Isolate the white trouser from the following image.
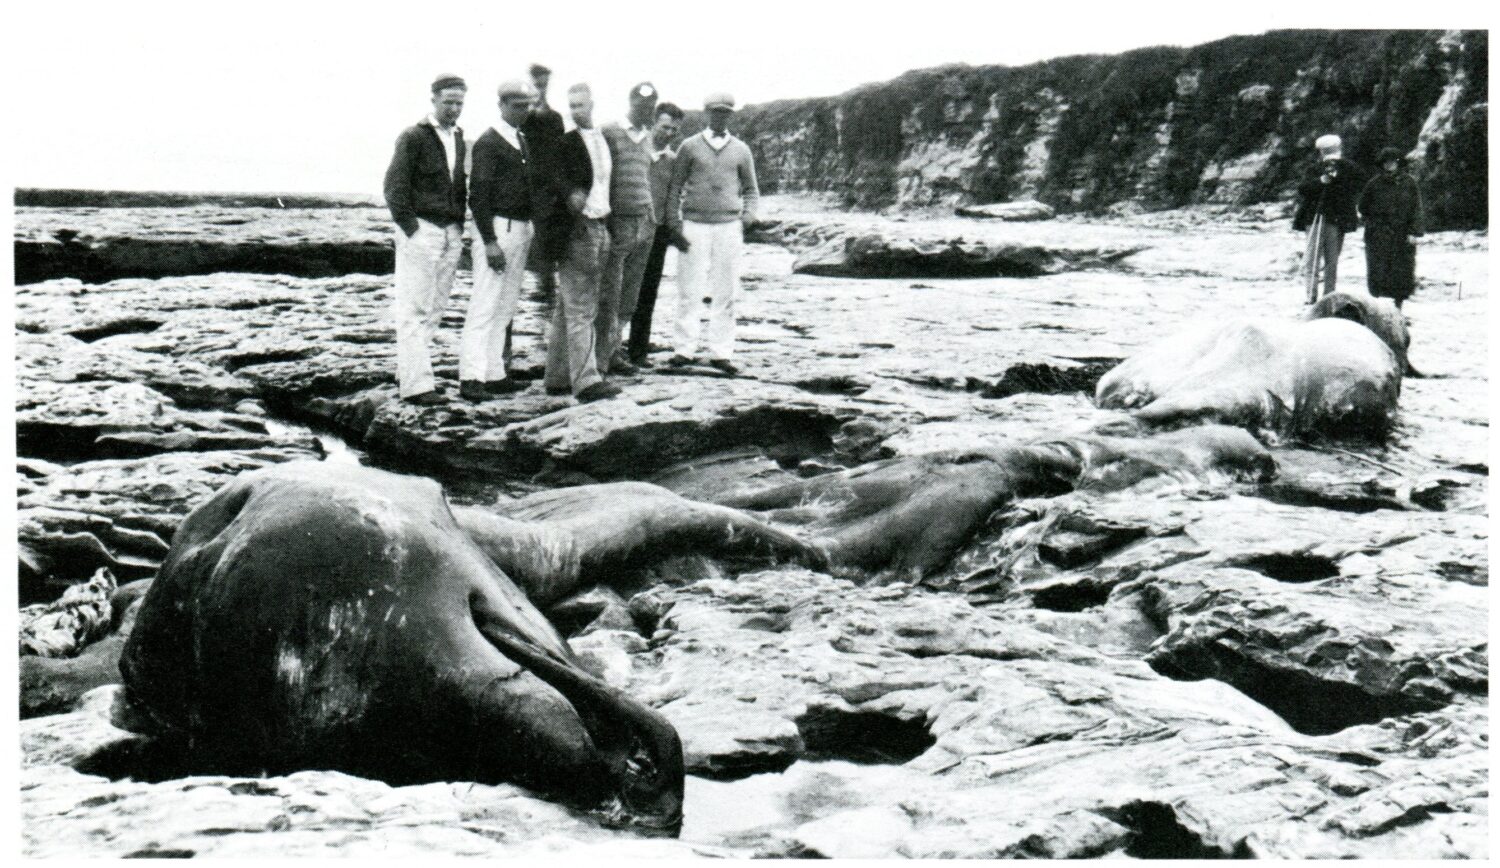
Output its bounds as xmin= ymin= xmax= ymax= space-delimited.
xmin=393 ymin=218 xmax=462 ymax=397
xmin=673 ymin=220 xmax=742 ymax=360
xmin=461 ymin=216 xmax=534 ymax=383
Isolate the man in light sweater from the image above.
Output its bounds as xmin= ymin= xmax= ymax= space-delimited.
xmin=664 ymin=92 xmax=759 ymax=375
xmin=596 ymin=82 xmax=661 ymax=376
xmin=459 ymin=80 xmax=538 ymax=401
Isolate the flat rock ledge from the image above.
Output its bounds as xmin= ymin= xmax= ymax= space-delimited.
xmin=14 ymin=205 xmax=397 ymax=283
xmin=746 ymin=213 xmax=1146 ymax=278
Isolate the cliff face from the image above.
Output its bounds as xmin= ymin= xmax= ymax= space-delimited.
xmin=737 ymin=30 xmax=1487 ymax=229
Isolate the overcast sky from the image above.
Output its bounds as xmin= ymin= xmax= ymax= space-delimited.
xmin=5 ymin=1 xmax=1487 ymax=194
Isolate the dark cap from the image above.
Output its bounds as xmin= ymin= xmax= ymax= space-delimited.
xmin=1377 ymin=146 xmax=1406 ymax=165
xmin=630 ymin=82 xmax=658 ymax=102
xmin=529 ymin=63 xmax=551 ymax=78
xmin=431 ymin=74 xmax=467 ymax=93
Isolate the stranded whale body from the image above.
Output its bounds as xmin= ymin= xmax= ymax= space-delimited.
xmin=108 ymin=427 xmax=1270 ymax=822
xmin=117 ymin=462 xmax=684 ymax=832
xmin=1095 ymin=300 xmax=1403 ymax=439
xmin=712 ymin=425 xmax=1275 ymax=579
xmin=454 ymin=482 xmax=829 ymax=607
xmin=1307 ymin=290 xmax=1412 ymax=374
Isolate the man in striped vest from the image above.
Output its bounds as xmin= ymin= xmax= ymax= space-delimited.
xmin=596 ymin=82 xmax=662 ymax=375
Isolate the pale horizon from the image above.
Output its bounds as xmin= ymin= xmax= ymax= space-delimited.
xmin=6 ymin=1 xmax=1487 ymax=196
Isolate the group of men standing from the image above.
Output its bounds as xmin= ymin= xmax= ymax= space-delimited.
xmin=383 ymin=66 xmax=760 ymax=405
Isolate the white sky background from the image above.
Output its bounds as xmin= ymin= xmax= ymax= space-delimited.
xmin=6 ymin=0 xmax=1488 ymax=195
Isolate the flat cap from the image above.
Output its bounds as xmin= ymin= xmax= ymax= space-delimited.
xmin=1314 ymin=133 xmax=1342 ymax=156
xmin=431 ymin=74 xmax=467 ymax=93
xmin=497 ymin=79 xmax=534 ymax=101
xmin=630 ymin=82 xmax=658 ymax=101
xmin=704 ymin=91 xmax=735 ymax=111
xmin=528 ymin=63 xmax=551 ymax=77
xmin=1376 ymin=146 xmax=1406 ymax=165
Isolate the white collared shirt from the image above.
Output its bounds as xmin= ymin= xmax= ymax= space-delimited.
xmin=625 ymin=121 xmax=651 ymax=145
xmin=703 ymin=128 xmax=732 ymax=152
xmin=493 ymin=118 xmax=523 ymax=152
xmin=427 ymin=115 xmax=460 ymax=176
xmin=651 ymin=144 xmax=676 ymax=162
xmin=578 ymin=125 xmax=612 ymax=219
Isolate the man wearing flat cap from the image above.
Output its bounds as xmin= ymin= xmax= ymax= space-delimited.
xmin=663 ymin=91 xmax=759 ymax=374
xmin=596 ymin=82 xmax=663 ymax=375
xmin=1292 ymin=133 xmax=1365 ymax=303
xmin=382 ymin=74 xmax=469 ymax=404
xmin=1358 ymin=146 xmax=1425 ymax=308
xmin=460 ymin=80 xmax=538 ymax=401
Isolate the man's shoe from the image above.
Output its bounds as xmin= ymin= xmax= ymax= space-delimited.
xmin=610 ymin=360 xmax=640 ymax=376
xmin=402 ymin=390 xmax=445 ymax=406
xmin=459 ymin=380 xmax=491 ymax=401
xmin=666 ymin=354 xmax=695 ymax=368
xmin=485 ymin=378 xmax=528 ymax=395
xmin=707 ymin=358 xmax=739 ymax=376
xmin=544 ymin=385 xmax=571 ymax=396
xmin=630 ymin=354 xmax=655 ymax=369
xmin=576 ymin=382 xmax=622 ymax=403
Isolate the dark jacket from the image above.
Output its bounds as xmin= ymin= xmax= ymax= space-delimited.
xmin=520 ymin=106 xmax=565 ymax=149
xmin=383 ymin=118 xmax=467 ymax=235
xmin=532 ymin=129 xmax=595 ymax=262
xmin=1291 ymin=158 xmax=1365 ymax=234
xmin=468 ymin=127 xmax=535 ymax=242
xmin=1359 ymin=170 xmax=1426 ymax=301
xmin=1358 ymin=171 xmax=1425 ymax=238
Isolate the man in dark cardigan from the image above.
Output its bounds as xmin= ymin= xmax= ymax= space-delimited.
xmin=1292 ymin=133 xmax=1366 ymax=303
xmin=1359 ymin=147 xmax=1426 ymax=309
xmin=383 ymin=74 xmax=469 ymax=405
xmin=460 ymin=80 xmax=539 ymax=401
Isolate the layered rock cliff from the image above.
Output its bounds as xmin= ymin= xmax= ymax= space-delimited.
xmin=736 ymin=29 xmax=1487 ymax=229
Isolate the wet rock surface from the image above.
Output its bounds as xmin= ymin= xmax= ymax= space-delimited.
xmin=15 ymin=194 xmax=1488 ymax=857
xmin=14 ymin=205 xmax=395 ymax=283
xmin=750 ymin=206 xmax=1149 ymax=277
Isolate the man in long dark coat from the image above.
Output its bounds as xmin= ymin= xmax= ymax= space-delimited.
xmin=1358 ymin=147 xmax=1426 ymax=308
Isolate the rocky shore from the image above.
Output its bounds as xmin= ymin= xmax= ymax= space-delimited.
xmin=15 ymin=194 xmax=1488 ymax=857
